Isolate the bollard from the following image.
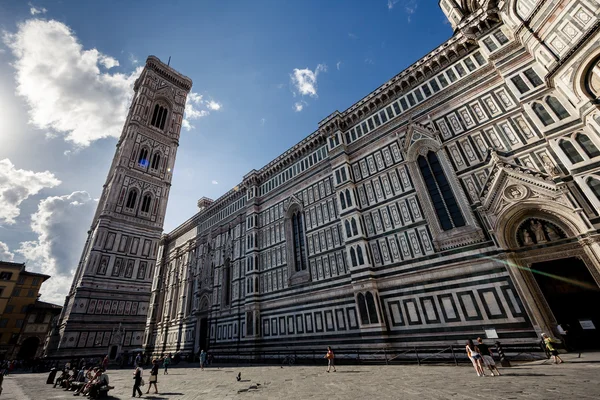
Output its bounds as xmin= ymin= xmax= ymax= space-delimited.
xmin=495 ymin=341 xmax=511 ymax=367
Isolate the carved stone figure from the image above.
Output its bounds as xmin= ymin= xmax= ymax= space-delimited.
xmin=546 ymin=225 xmax=561 ymax=241
xmin=522 ymin=230 xmax=534 ymax=245
xmin=531 ymin=220 xmax=547 ymax=243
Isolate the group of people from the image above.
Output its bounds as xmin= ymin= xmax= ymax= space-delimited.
xmin=465 ymin=338 xmax=502 ymax=377
xmin=52 ymin=364 xmax=110 ymax=397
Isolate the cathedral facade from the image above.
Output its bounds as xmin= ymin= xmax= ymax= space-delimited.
xmin=144 ymin=0 xmax=600 ymax=358
xmin=48 ymin=56 xmax=192 ymax=358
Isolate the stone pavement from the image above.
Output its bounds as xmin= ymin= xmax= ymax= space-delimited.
xmin=2 ymin=352 xmax=599 ymax=400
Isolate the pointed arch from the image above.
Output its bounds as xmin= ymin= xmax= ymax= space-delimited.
xmin=344 ymin=220 xmax=352 ymax=237
xmin=339 ymin=192 xmax=346 ymax=209
xmin=532 ymin=102 xmax=555 ymax=126
xmin=125 ymin=189 xmax=138 ymax=209
xmin=545 ymin=96 xmax=569 ymax=120
xmin=559 ymin=140 xmax=584 ymax=164
xmin=365 ymin=292 xmax=379 ymax=324
xmin=138 ymin=147 xmax=150 ymax=168
xmin=351 ymin=218 xmax=359 ymax=236
xmin=140 ymin=193 xmax=152 ymax=213
xmin=350 ymin=247 xmax=357 ymax=267
xmin=576 ymin=134 xmax=600 ymax=158
xmin=357 ymin=245 xmax=365 ymax=265
xmin=345 ymin=189 xmax=353 ymax=207
xmin=357 ymin=293 xmax=369 ymax=325
xmin=151 ymin=152 xmax=161 ymax=170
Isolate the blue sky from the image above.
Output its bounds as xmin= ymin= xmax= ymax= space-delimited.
xmin=0 ymin=0 xmax=452 ymax=302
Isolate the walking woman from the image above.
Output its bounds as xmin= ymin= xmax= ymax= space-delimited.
xmin=199 ymin=350 xmax=207 ymax=370
xmin=465 ymin=339 xmax=486 ymax=377
xmin=542 ymin=333 xmax=564 ymax=364
xmin=132 ymin=364 xmax=143 ymax=398
xmin=146 ymin=359 xmax=159 ymax=394
xmin=163 ymin=354 xmax=171 ymax=375
xmin=325 ymin=346 xmax=336 ymax=372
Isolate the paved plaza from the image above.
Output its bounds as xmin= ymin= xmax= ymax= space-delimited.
xmin=2 ymin=353 xmax=599 ymax=400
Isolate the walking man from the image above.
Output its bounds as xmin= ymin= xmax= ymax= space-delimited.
xmin=199 ymin=350 xmax=207 ymax=370
xmin=163 ymin=353 xmax=171 ymax=375
xmin=476 ymin=338 xmax=501 ymax=376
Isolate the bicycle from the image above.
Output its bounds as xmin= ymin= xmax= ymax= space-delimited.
xmin=281 ymin=355 xmax=296 ymax=366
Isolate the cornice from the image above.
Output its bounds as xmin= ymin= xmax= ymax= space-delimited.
xmin=145 ymin=55 xmax=193 ymax=91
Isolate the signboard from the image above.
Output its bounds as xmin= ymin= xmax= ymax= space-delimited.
xmin=579 ymin=320 xmax=596 ymax=330
xmin=485 ymin=328 xmax=499 ymax=339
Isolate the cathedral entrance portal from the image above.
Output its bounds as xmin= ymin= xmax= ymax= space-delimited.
xmin=199 ymin=318 xmax=209 ymax=352
xmin=531 ymin=257 xmax=600 ymax=348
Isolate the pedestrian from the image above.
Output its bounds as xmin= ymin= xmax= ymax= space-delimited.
xmin=465 ymin=339 xmax=486 ymax=377
xmin=476 ymin=338 xmax=501 ymax=376
xmin=163 ymin=353 xmax=171 ymax=375
xmin=325 ymin=346 xmax=336 ymax=372
xmin=146 ymin=359 xmax=159 ymax=394
xmin=102 ymin=355 xmax=109 ymax=371
xmin=134 ymin=353 xmax=142 ymax=368
xmin=542 ymin=333 xmax=564 ymax=364
xmin=132 ymin=364 xmax=143 ymax=398
xmin=199 ymin=350 xmax=207 ymax=370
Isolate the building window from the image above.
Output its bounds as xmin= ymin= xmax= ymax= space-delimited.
xmin=0 ymin=272 xmax=13 ymax=280
xmin=291 ymin=211 xmax=308 ymax=272
xmin=418 ymin=151 xmax=465 ymax=231
xmin=483 ymin=37 xmax=498 ymax=52
xmin=5 ymin=305 xmax=14 ymax=313
xmin=357 ymin=246 xmax=365 ymax=265
xmin=523 ymin=68 xmax=543 ymax=87
xmin=576 ymin=134 xmax=600 ymax=158
xmin=357 ymin=291 xmax=379 ymax=325
xmin=339 ymin=192 xmax=346 ymax=209
xmin=140 ymin=194 xmax=152 ymax=213
xmin=351 ymin=218 xmax=359 ymax=236
xmin=12 ymin=288 xmax=20 ymax=296
xmin=587 ymin=177 xmax=600 ymax=201
xmin=345 ymin=189 xmax=353 ymax=207
xmin=345 ymin=220 xmax=352 ymax=237
xmin=138 ymin=148 xmax=149 ymax=168
xmin=151 ymin=153 xmax=161 ymax=170
xmin=511 ymin=75 xmax=530 ymax=94
xmin=32 ymin=277 xmax=40 ymax=286
xmin=150 ymin=104 xmax=168 ymax=130
xmin=357 ymin=293 xmax=369 ymax=325
xmin=27 ymin=289 xmax=35 ymax=297
xmin=222 ymin=260 xmax=231 ymax=307
xmin=546 ymin=96 xmax=570 ymax=120
xmin=493 ymin=30 xmax=509 ymax=45
xmin=125 ymin=190 xmax=138 ymax=209
xmin=532 ymin=103 xmax=555 ymax=126
xmin=0 ymin=319 xmax=8 ymax=328
xmin=16 ymin=319 xmax=24 ymax=328
xmin=559 ymin=140 xmax=584 ymax=164
xmin=350 ymin=247 xmax=357 ymax=267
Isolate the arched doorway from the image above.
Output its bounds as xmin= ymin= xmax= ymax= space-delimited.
xmin=17 ymin=337 xmax=40 ymax=360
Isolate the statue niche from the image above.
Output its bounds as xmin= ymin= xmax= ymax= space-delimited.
xmin=516 ymin=218 xmax=566 ymax=247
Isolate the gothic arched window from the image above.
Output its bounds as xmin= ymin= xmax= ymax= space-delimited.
xmin=223 ymin=260 xmax=231 ymax=307
xmin=345 ymin=189 xmax=353 ymax=207
xmin=138 ymin=148 xmax=149 ymax=168
xmin=357 ymin=246 xmax=365 ymax=265
xmin=576 ymin=134 xmax=600 ymax=158
xmin=587 ymin=177 xmax=600 ymax=201
xmin=351 ymin=218 xmax=358 ymax=236
xmin=546 ymin=96 xmax=570 ymax=120
xmin=365 ymin=292 xmax=379 ymax=324
xmin=291 ymin=211 xmax=307 ymax=272
xmin=357 ymin=293 xmax=369 ymax=325
xmin=339 ymin=192 xmax=346 ymax=209
xmin=532 ymin=103 xmax=555 ymax=126
xmin=140 ymin=194 xmax=152 ymax=213
xmin=125 ymin=190 xmax=138 ymax=209
xmin=151 ymin=153 xmax=161 ymax=170
xmin=559 ymin=140 xmax=584 ymax=164
xmin=350 ymin=247 xmax=357 ymax=267
xmin=345 ymin=220 xmax=352 ymax=237
xmin=150 ymin=103 xmax=168 ymax=130
xmin=418 ymin=151 xmax=465 ymax=231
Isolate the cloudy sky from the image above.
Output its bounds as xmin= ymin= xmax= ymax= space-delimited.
xmin=0 ymin=0 xmax=451 ymax=304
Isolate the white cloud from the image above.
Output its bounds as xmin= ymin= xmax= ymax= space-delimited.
xmin=260 ymin=118 xmax=266 ymax=126
xmin=293 ymin=101 xmax=306 ymax=112
xmin=387 ymin=0 xmax=399 ymax=9
xmin=17 ymin=191 xmax=97 ymax=304
xmin=365 ymin=58 xmax=375 ymax=65
xmin=336 ymin=61 xmax=342 ymax=70
xmin=182 ymin=92 xmax=219 ymax=130
xmin=348 ymin=33 xmax=358 ymax=39
xmin=3 ymin=19 xmax=143 ymax=147
xmin=0 ymin=241 xmax=14 ymax=261
xmin=29 ymin=3 xmax=47 ymax=15
xmin=129 ymin=53 xmax=139 ymax=65
xmin=211 ymin=180 xmax=219 ymax=185
xmin=290 ymin=64 xmax=327 ymax=98
xmin=0 ymin=158 xmax=61 ymax=225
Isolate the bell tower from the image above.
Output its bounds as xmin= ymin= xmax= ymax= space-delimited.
xmin=48 ymin=56 xmax=192 ymax=358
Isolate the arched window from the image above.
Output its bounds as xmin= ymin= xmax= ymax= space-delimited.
xmin=350 ymin=247 xmax=357 ymax=267
xmin=140 ymin=194 xmax=152 ymax=213
xmin=546 ymin=96 xmax=570 ymax=120
xmin=365 ymin=292 xmax=379 ymax=324
xmin=588 ymin=177 xmax=600 ymax=201
xmin=351 ymin=218 xmax=358 ymax=236
xmin=357 ymin=293 xmax=369 ymax=325
xmin=151 ymin=153 xmax=161 ymax=170
xmin=345 ymin=189 xmax=353 ymax=207
xmin=150 ymin=103 xmax=168 ymax=130
xmin=345 ymin=220 xmax=352 ymax=237
xmin=339 ymin=192 xmax=346 ymax=209
xmin=576 ymin=134 xmax=600 ymax=158
xmin=291 ymin=211 xmax=307 ymax=272
xmin=357 ymin=246 xmax=365 ymax=265
xmin=223 ymin=261 xmax=231 ymax=307
xmin=254 ymin=277 xmax=259 ymax=294
xmin=585 ymin=60 xmax=600 ymax=98
xmin=532 ymin=103 xmax=555 ymax=126
xmin=418 ymin=151 xmax=465 ymax=231
xmin=559 ymin=140 xmax=584 ymax=164
xmin=138 ymin=148 xmax=149 ymax=168
xmin=125 ymin=190 xmax=138 ymax=209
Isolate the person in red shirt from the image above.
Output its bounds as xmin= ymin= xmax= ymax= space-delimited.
xmin=325 ymin=346 xmax=336 ymax=373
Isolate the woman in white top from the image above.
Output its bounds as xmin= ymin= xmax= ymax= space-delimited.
xmin=465 ymin=339 xmax=486 ymax=377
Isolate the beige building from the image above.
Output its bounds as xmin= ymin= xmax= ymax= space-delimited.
xmin=142 ymin=0 xmax=600 ymax=358
xmin=0 ymin=262 xmax=56 ymax=360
